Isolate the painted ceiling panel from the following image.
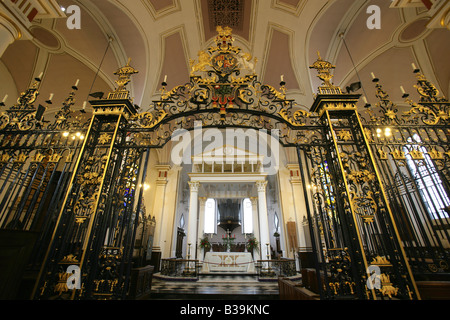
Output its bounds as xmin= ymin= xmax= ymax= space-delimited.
xmin=38 ymin=53 xmax=113 ymax=116
xmin=400 ymin=18 xmax=431 ymax=42
xmin=278 ymin=0 xmax=302 ymax=9
xmin=158 ymin=31 xmax=190 ymax=93
xmin=93 ymin=0 xmax=148 ymax=105
xmin=148 ymin=0 xmax=175 ymax=12
xmin=425 ymin=28 xmax=450 ymax=98
xmin=264 ymin=28 xmax=299 ymax=91
xmin=333 ymin=0 xmax=403 ymax=86
xmin=55 ymin=0 xmax=118 ymax=83
xmin=350 ymin=46 xmax=420 ymax=105
xmin=308 ymin=0 xmax=353 ymax=70
xmin=31 ymin=26 xmax=60 ymax=48
xmin=1 ymin=40 xmax=38 ymax=93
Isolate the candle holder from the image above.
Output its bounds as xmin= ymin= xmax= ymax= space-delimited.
xmin=265 ymin=243 xmax=271 ymax=271
xmin=183 ymin=243 xmax=194 ymax=276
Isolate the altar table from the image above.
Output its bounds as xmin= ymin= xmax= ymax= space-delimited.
xmin=202 ymin=252 xmax=255 ymax=273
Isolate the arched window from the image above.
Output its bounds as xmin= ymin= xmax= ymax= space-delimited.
xmin=243 ymin=198 xmax=253 ymax=234
xmin=204 ymin=198 xmax=216 ymax=234
xmin=405 ymin=134 xmax=450 ymax=219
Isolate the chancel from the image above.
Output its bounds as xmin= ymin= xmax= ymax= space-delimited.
xmin=0 ymin=0 xmax=449 ymax=302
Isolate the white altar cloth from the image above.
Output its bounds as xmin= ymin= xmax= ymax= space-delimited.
xmin=202 ymin=252 xmax=255 ymax=273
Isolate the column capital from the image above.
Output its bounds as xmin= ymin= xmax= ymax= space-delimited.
xmin=199 ymin=197 xmax=207 ymax=205
xmin=286 ymin=164 xmax=299 ymax=170
xmin=156 ymin=165 xmax=171 ymax=184
xmin=188 ymin=181 xmax=200 ymax=192
xmin=155 ymin=164 xmax=171 ymax=171
xmin=287 ymin=164 xmax=302 ymax=185
xmin=255 ymin=180 xmax=267 ymax=192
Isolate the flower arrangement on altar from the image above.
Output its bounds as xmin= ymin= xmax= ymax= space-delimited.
xmin=246 ymin=234 xmax=259 ymax=252
xmin=199 ymin=234 xmax=211 ymax=249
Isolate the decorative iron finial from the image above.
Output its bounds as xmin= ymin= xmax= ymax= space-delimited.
xmin=414 ymin=72 xmax=446 ymax=103
xmin=15 ymin=78 xmax=42 ymax=110
xmin=0 ymin=76 xmax=44 ymax=130
xmin=309 ymin=52 xmax=342 ymax=95
xmin=108 ymin=58 xmax=139 ymax=100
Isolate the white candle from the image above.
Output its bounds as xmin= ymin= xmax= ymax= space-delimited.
xmin=371 ymin=72 xmax=376 ymax=79
xmin=2 ymin=94 xmax=7 ymax=103
xmin=363 ymin=96 xmax=368 ymax=104
xmin=49 ymin=93 xmax=54 ymax=101
xmin=281 ymin=75 xmax=284 ymax=82
xmin=400 ymin=86 xmax=406 ymax=94
xmin=412 ymin=63 xmax=417 ymax=70
xmin=164 ymin=75 xmax=167 ymax=83
xmin=83 ymin=101 xmax=87 ymax=109
xmin=38 ymin=72 xmax=43 ymax=79
xmin=75 ymin=79 xmax=79 ymax=87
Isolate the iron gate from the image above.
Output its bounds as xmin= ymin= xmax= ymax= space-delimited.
xmin=0 ymin=27 xmax=448 ymax=300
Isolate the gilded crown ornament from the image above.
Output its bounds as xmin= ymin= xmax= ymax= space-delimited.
xmin=108 ymin=58 xmax=139 ymax=100
xmin=215 ymin=26 xmax=234 ymax=47
xmin=309 ymin=51 xmax=342 ymax=94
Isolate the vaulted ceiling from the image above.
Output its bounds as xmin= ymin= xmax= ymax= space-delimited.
xmin=1 ymin=0 xmax=449 ymax=119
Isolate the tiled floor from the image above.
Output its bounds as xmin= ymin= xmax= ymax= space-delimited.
xmin=149 ymin=273 xmax=283 ymax=300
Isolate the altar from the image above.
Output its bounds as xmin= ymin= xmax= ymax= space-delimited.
xmin=201 ymin=252 xmax=255 ymax=273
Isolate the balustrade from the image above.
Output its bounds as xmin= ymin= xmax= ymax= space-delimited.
xmin=160 ymin=258 xmax=200 ymax=279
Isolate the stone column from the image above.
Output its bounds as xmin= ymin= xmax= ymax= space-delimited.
xmin=250 ymin=197 xmax=260 ymax=261
xmin=197 ymin=197 xmax=207 ymax=260
xmin=151 ymin=165 xmax=170 ymax=256
xmin=287 ymin=164 xmax=307 ymax=250
xmin=256 ymin=180 xmax=271 ymax=260
xmin=186 ymin=181 xmax=200 ymax=259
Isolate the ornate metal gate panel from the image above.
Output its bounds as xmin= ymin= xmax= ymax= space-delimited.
xmin=0 ymin=80 xmax=88 ymax=274
xmin=302 ymin=100 xmax=419 ymax=299
xmin=362 ymin=74 xmax=450 ymax=277
xmin=32 ymin=63 xmax=153 ymax=299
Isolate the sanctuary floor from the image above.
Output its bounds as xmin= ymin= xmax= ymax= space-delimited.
xmin=149 ymin=273 xmax=282 ymax=300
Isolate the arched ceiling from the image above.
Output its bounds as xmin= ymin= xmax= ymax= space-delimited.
xmin=1 ymin=0 xmax=449 ymax=117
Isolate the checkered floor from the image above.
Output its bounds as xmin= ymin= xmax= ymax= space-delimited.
xmin=149 ymin=273 xmax=282 ymax=300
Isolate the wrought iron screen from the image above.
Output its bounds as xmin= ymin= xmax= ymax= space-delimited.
xmin=0 ymin=27 xmax=448 ymax=300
